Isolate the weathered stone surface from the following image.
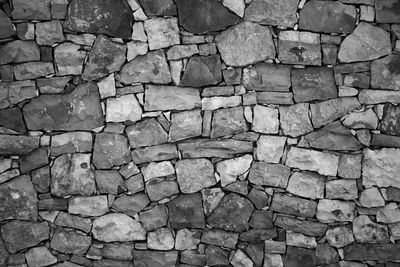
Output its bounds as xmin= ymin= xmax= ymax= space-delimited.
xmin=175 ymin=0 xmax=240 ymax=34
xmin=371 ymin=54 xmax=400 ymax=90
xmin=287 ymin=231 xmax=317 ymax=249
xmin=180 ymin=55 xmax=222 ymax=87
xmin=55 ymin=212 xmax=92 ymax=233
xmin=168 ymin=193 xmax=205 ymax=229
xmin=112 ymin=194 xmax=149 ymax=217
xmin=82 ymin=35 xmax=126 ymax=80
xmin=271 ymin=194 xmax=317 ymax=218
xmin=299 ymin=0 xmax=356 ymax=33
xmin=243 ymin=63 xmax=291 ymax=92
xmin=0 ymin=80 xmax=37 ymax=110
xmin=0 ymin=134 xmax=40 ymax=156
xmin=23 ymin=82 xmax=103 ymax=131
xmin=359 ymin=187 xmax=385 ymax=208
xmin=215 ymin=22 xmax=275 ymax=67
xmin=138 ymin=0 xmax=177 ymax=16
xmin=0 ymin=107 xmax=26 ymax=133
xmin=92 ymin=213 xmax=146 ymax=242
xmin=106 ymin=94 xmax=142 ymax=123
xmin=68 ymin=196 xmax=109 ymax=217
xmin=377 ymin=203 xmax=400 ymax=223
xmin=51 ymin=132 xmax=92 ymax=156
xmin=132 ymin=250 xmax=178 ymax=267
xmin=175 ymin=228 xmax=201 ymax=250
xmin=93 ymin=133 xmax=131 ymax=169
xmin=202 ymin=188 xmax=225 ymax=216
xmin=0 ymin=175 xmax=37 ymax=221
xmin=278 ymin=31 xmax=322 ymax=66
xmin=146 ymin=179 xmax=179 ymax=201
xmin=353 ymin=215 xmax=389 ymax=243
xmin=169 ymin=110 xmax=202 ymax=142
xmin=119 ymin=50 xmax=171 ymax=85
xmin=248 ymin=162 xmax=290 ymax=188
xmin=176 ymin=158 xmax=216 ymax=193
xmin=344 ymin=244 xmax=400 ymax=261
xmin=380 ymin=104 xmax=400 ymax=135
xmin=19 ymin=147 xmax=48 ymax=174
xmin=201 ymin=228 xmax=238 ymax=249
xmin=131 ymin=144 xmax=179 ymax=164
xmin=326 ymin=179 xmax=358 ymax=200
xmin=358 ymin=89 xmax=400 ymax=104
xmin=141 ymin=161 xmax=174 ymax=182
xmin=64 ymin=0 xmax=133 ymax=38
xmin=257 ymin=92 xmax=294 ymax=105
xmin=127 ymin=41 xmax=148 ymax=61
xmin=202 ymin=96 xmax=241 ymax=110
xmin=287 ymin=171 xmax=325 ymax=199
xmin=144 ymin=18 xmax=179 ymax=50
xmin=54 ymin=43 xmax=87 ymax=76
xmin=139 ymin=205 xmax=168 ymax=231
xmin=342 ymin=108 xmax=378 ymax=129
xmin=310 ymin=97 xmax=360 ymax=128
xmin=274 ymin=215 xmax=327 ymax=236
xmin=144 ymin=85 xmax=201 ymax=111
xmin=14 ymin=62 xmax=54 ymax=80
xmin=37 ymin=76 xmax=72 ymax=94
xmin=51 ymin=153 xmax=95 ymax=197
xmin=147 ymin=228 xmax=174 ymax=250
xmin=252 ymin=105 xmax=279 ymax=134
xmin=0 ymin=9 xmax=15 ymax=39
xmin=36 ymin=20 xmax=65 ymax=45
xmin=338 ymin=22 xmax=391 ymax=63
xmin=211 ymin=107 xmax=248 ymax=138
xmin=363 ymin=148 xmax=400 ymax=188
xmin=245 ymin=0 xmax=299 ymax=27
xmin=316 ymin=243 xmax=339 ymax=265
xmin=376 ymin=0 xmax=400 ymax=23
xmin=1 ymin=221 xmax=48 ymax=253
xmin=0 ymin=40 xmax=40 ymax=65
xmin=51 ymin=228 xmax=91 ymax=254
xmin=285 ymin=246 xmax=316 ymax=267
xmin=25 ymin=246 xmax=57 ymax=267
xmin=216 ymin=154 xmax=252 ymax=187
xmin=208 ymin=193 xmax=254 ymax=232
xmin=279 ymin=103 xmax=313 ymax=137
xmin=326 ymin=225 xmax=354 ymax=248
xmin=317 ymin=199 xmax=355 ymax=223
xmin=292 ymin=67 xmax=337 ymax=102
xmin=12 ymin=0 xmax=51 ymax=20
xmin=126 ymin=118 xmax=168 ymax=148
xmin=255 ymin=135 xmax=286 ymax=163
xmin=265 ymin=253 xmax=284 ymax=267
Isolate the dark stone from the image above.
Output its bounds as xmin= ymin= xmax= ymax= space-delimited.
xmin=0 ymin=238 xmax=8 ymax=267
xmin=54 ymin=212 xmax=92 ymax=233
xmin=386 ymin=187 xmax=400 ymax=202
xmin=31 ymin=166 xmax=50 ymax=193
xmin=11 ymin=0 xmax=51 ymax=20
xmin=51 ymin=228 xmax=91 ymax=255
xmin=180 ymin=55 xmax=222 ymax=87
xmin=344 ymin=244 xmax=400 ymax=261
xmin=223 ymin=68 xmax=242 ymax=85
xmin=274 ymin=215 xmax=327 ymax=236
xmin=371 ymin=54 xmax=400 ymax=90
xmin=180 ymin=251 xmax=207 ymax=266
xmin=376 ymin=0 xmax=400 ymax=23
xmin=239 ymin=228 xmax=277 ymax=243
xmin=146 ymin=179 xmax=180 ymax=201
xmin=0 ymin=40 xmax=40 ymax=65
xmin=168 ymin=193 xmax=205 ymax=229
xmin=207 ymin=193 xmax=254 ymax=232
xmin=82 ymin=35 xmax=127 ymax=81
xmin=243 ymin=63 xmax=291 ymax=92
xmin=334 ymin=62 xmax=370 ymax=74
xmin=343 ymin=72 xmax=370 ymax=89
xmin=131 ymin=144 xmax=179 ymax=164
xmin=0 ymin=80 xmax=37 ymax=109
xmin=201 ymin=229 xmax=239 ymax=249
xmin=93 ymin=133 xmax=131 ymax=169
xmin=132 ymin=250 xmax=178 ymax=267
xmin=371 ymin=134 xmax=400 ymax=148
xmin=250 ymin=210 xmax=274 ymax=229
xmin=23 ymin=82 xmax=104 ymax=131
xmin=40 ymin=46 xmax=53 ymax=62
xmin=126 ymin=118 xmax=168 ymax=148
xmin=64 ymin=0 xmax=133 ymax=38
xmin=299 ymin=0 xmax=356 ymax=33
xmin=206 ymin=246 xmax=230 ymax=266
xmin=139 ymin=205 xmax=168 ymax=231
xmin=174 ymin=0 xmax=241 ymax=34
xmin=0 ymin=9 xmax=15 ymax=39
xmin=246 ymin=243 xmax=264 ymax=267
xmin=95 ymin=170 xmax=126 ymax=195
xmin=322 ymin=44 xmax=338 ymax=65
xmin=270 ymin=194 xmax=317 ymax=218
xmin=210 ymin=107 xmax=249 ymax=138
xmin=138 ymin=0 xmax=177 ymax=16
xmin=285 ymin=246 xmax=316 ymax=267
xmin=38 ymin=198 xmax=68 ymax=211
xmin=1 ymin=221 xmax=49 ymax=253
xmin=248 ymin=162 xmax=291 ymax=188
xmin=291 ymin=67 xmax=337 ymax=103
xmin=248 ymin=188 xmax=270 ymax=209
xmin=380 ymin=104 xmax=400 ymax=136
xmin=316 ymin=243 xmax=339 ymax=265
xmin=224 ymin=180 xmax=248 ymax=195
xmin=0 ymin=135 xmax=40 ymax=156
xmin=112 ymin=194 xmax=150 ymax=217
xmin=0 ymin=107 xmax=26 ymax=133
xmin=19 ymin=147 xmax=48 ymax=174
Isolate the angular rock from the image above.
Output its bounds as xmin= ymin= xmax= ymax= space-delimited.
xmin=377 ymin=203 xmax=400 ymax=223
xmin=0 ymin=9 xmax=15 ymax=39
xmin=359 ymin=187 xmax=385 ymax=208
xmin=23 ymin=82 xmax=103 ymax=131
xmin=0 ymin=40 xmax=40 ymax=65
xmin=126 ymin=41 xmax=148 ymax=61
xmin=285 ymin=246 xmax=316 ymax=267
xmin=299 ymin=0 xmax=357 ymax=33
xmin=248 ymin=189 xmax=270 ymax=210
xmin=144 ymin=18 xmax=179 ymax=50
xmin=371 ymin=54 xmax=400 ymax=90
xmin=279 ymin=103 xmax=313 ymax=137
xmin=68 ymin=196 xmax=109 ymax=217
xmin=146 ymin=179 xmax=179 ymax=201
xmin=342 ymin=108 xmax=378 ymax=129
xmin=248 ymin=162 xmax=290 ymax=188
xmin=175 ymin=228 xmax=201 ymax=250
xmin=168 ymin=193 xmax=205 ymax=229
xmin=92 ymin=133 xmax=131 ymax=169
xmin=201 ymin=96 xmax=241 ymax=110
xmin=326 ymin=225 xmax=355 ymax=248
xmin=144 ymin=85 xmax=201 ymax=111
xmin=37 ymin=76 xmax=72 ymax=94
xmin=112 ymin=194 xmax=149 ymax=217
xmin=202 ymin=188 xmax=225 ymax=216
xmin=0 ymin=80 xmax=37 ymax=110
xmin=317 ymin=199 xmax=355 ymax=223
xmin=0 ymin=107 xmax=26 ymax=133
xmin=243 ymin=63 xmax=291 ymax=92
xmin=231 ymin=249 xmax=253 ymax=267
xmin=380 ymin=104 xmax=400 ymax=135
xmin=270 ymin=194 xmax=317 ymax=218
xmin=55 ymin=212 xmax=92 ymax=233
xmin=132 ymin=251 xmax=178 ymax=267
xmin=257 ymin=92 xmax=294 ymax=105
xmin=375 ymin=0 xmax=400 ymax=23
xmin=175 ymin=0 xmax=240 ymax=34
xmin=51 ymin=228 xmax=91 ymax=254
xmin=14 ymin=62 xmax=54 ymax=80
xmin=25 ymin=246 xmax=57 ymax=267
xmin=12 ymin=0 xmax=51 ymax=20
xmin=82 ymin=35 xmax=126 ymax=80
xmin=168 ymin=110 xmax=202 ymax=142
xmin=51 ymin=153 xmax=95 ymax=197
xmin=255 ymin=135 xmax=286 ymax=163
xmin=176 ymin=158 xmax=215 ymax=193
xmin=87 ymin=243 xmax=135 ymax=261
xmin=141 ymin=161 xmax=175 ymax=182
xmin=338 ymin=22 xmax=391 ymax=63
xmin=138 ymin=0 xmax=177 ymax=16
xmin=278 ymin=31 xmax=322 ymax=66
xmin=64 ymin=0 xmax=133 ymax=38
xmin=252 ymin=105 xmax=279 ymax=134
xmin=131 ymin=144 xmax=179 ymax=164
xmin=310 ymin=97 xmax=360 ymax=128
xmin=1 ymin=221 xmax=48 ymax=253
xmin=211 ymin=107 xmax=248 ymax=138
xmin=216 ymin=154 xmax=253 ymax=187
xmin=265 ymin=253 xmax=283 ymax=267
xmin=316 ymin=243 xmax=339 ymax=265
xmin=19 ymin=146 xmax=48 ymax=174
xmin=147 ymin=228 xmax=174 ymax=250
xmin=51 ymin=132 xmax=92 ymax=156
xmin=358 ymin=89 xmax=400 ymax=104
xmin=215 ymin=22 xmax=275 ymax=67
xmin=287 ymin=231 xmax=317 ymax=249
xmin=118 ymin=50 xmax=171 ymax=85
xmin=292 ymin=67 xmax=337 ymax=102
xmin=274 ymin=215 xmax=327 ymax=236
xmin=106 ymin=94 xmax=142 ymax=123
xmin=326 ymin=179 xmax=358 ymax=200
xmin=180 ymin=55 xmax=222 ymax=87
xmin=0 ymin=135 xmax=40 ymax=157
xmin=344 ymin=244 xmax=400 ymax=261
xmin=287 ymin=171 xmax=325 ymax=199
xmin=245 ymin=0 xmax=299 ymax=27
xmin=95 ymin=170 xmax=126 ymax=195
xmin=353 ymin=215 xmax=390 ymax=243
xmin=167 ymin=44 xmax=198 ymax=60
xmin=36 ymin=20 xmax=65 ymax=45
xmin=54 ymin=43 xmax=87 ymax=76
xmin=126 ymin=118 xmax=168 ymax=148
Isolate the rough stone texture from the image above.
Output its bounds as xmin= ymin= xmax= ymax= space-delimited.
xmin=126 ymin=118 xmax=168 ymax=148
xmin=248 ymin=162 xmax=290 ymax=188
xmin=375 ymin=0 xmax=400 ymax=23
xmin=380 ymin=104 xmax=400 ymax=136
xmin=106 ymin=94 xmax=142 ymax=123
xmin=176 ymin=159 xmax=216 ymax=193
xmin=0 ymin=40 xmax=40 ymax=65
xmin=180 ymin=55 xmax=222 ymax=87
xmin=245 ymin=0 xmax=299 ymax=27
xmin=211 ymin=107 xmax=248 ymax=138
xmin=144 ymin=18 xmax=179 ymax=50
xmin=279 ymin=103 xmax=313 ymax=137
xmin=243 ymin=63 xmax=291 ymax=92
xmin=92 ymin=133 xmax=131 ymax=169
xmin=286 ymin=171 xmax=325 ymax=199
xmin=371 ymin=54 xmax=400 ymax=90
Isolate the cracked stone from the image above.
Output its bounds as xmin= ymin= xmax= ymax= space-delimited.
xmin=216 ymin=154 xmax=253 ymax=187
xmin=68 ymin=195 xmax=109 ymax=217
xmin=0 ymin=40 xmax=40 ymax=65
xmin=51 ymin=228 xmax=91 ymax=254
xmin=180 ymin=55 xmax=222 ymax=87
xmin=14 ymin=62 xmax=54 ymax=81
xmin=317 ymin=199 xmax=355 ymax=223
xmin=95 ymin=170 xmax=126 ymax=195
xmin=126 ymin=118 xmax=168 ymax=148
xmin=245 ymin=0 xmax=299 ymax=27
xmin=353 ymin=215 xmax=390 ymax=243
xmin=168 ymin=110 xmax=203 ymax=142
xmin=139 ymin=205 xmax=168 ymax=232
xmin=326 ymin=225 xmax=355 ymax=248
xmin=19 ymin=146 xmax=48 ymax=174
xmin=176 ymin=158 xmax=216 ymax=193
xmin=274 ymin=215 xmax=327 ymax=236
xmin=248 ymin=162 xmax=290 ymax=188
xmin=359 ymin=187 xmax=385 ymax=208
xmin=0 ymin=80 xmax=37 ymax=109
xmin=279 ymin=103 xmax=313 ymax=137
xmin=167 ymin=44 xmax=199 ymax=60
xmin=202 ymin=188 xmax=225 ymax=216
xmin=50 ymin=132 xmax=92 ymax=156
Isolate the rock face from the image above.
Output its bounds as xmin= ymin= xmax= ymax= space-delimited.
xmin=216 ymin=22 xmax=275 ymax=67
xmin=279 ymin=103 xmax=313 ymax=137
xmin=11 ymin=0 xmax=51 ymax=20
xmin=0 ymin=80 xmax=37 ymax=109
xmin=174 ymin=0 xmax=241 ymax=34
xmin=64 ymin=0 xmax=133 ymax=38
xmin=93 ymin=133 xmax=131 ymax=169
xmin=180 ymin=55 xmax=222 ymax=87
xmin=375 ymin=0 xmax=400 ymax=23
xmin=23 ymin=82 xmax=104 ymax=131
xmin=380 ymin=104 xmax=400 ymax=135
xmin=0 ymin=135 xmax=40 ymax=156
xmin=0 ymin=10 xmax=15 ymax=39
xmin=216 ymin=155 xmax=253 ymax=186
xmin=176 ymin=159 xmax=216 ymax=193
xmin=0 ymin=40 xmax=40 ymax=65
xmin=243 ymin=63 xmax=291 ymax=92
xmin=210 ymin=107 xmax=248 ymax=138
xmin=126 ymin=118 xmax=168 ymax=148
xmin=144 ymin=18 xmax=180 ymax=50
xmin=245 ymin=0 xmax=299 ymax=27
xmin=371 ymin=54 xmax=400 ymax=90
xmin=168 ymin=193 xmax=205 ymax=229
xmin=169 ymin=110 xmax=202 ymax=142
xmin=106 ymin=94 xmax=142 ymax=123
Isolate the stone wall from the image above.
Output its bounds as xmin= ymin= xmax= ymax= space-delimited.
xmin=0 ymin=0 xmax=400 ymax=266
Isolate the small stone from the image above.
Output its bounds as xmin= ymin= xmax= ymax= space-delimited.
xmin=215 ymin=22 xmax=275 ymax=67
xmin=223 ymin=68 xmax=242 ymax=85
xmin=14 ymin=62 xmax=54 ymax=80
xmin=316 ymin=243 xmax=339 ymax=265
xmin=174 ymin=0 xmax=241 ymax=34
xmin=54 ymin=212 xmax=92 ymax=233
xmin=255 ymin=135 xmax=286 ymax=163
xmin=338 ymin=154 xmax=362 ymax=179
xmin=112 ymin=194 xmax=149 ymax=217
xmin=51 ymin=228 xmax=91 ymax=254
xmin=222 ymin=0 xmax=245 ymax=17
xmin=139 ymin=205 xmax=168 ymax=231
xmin=287 ymin=171 xmax=325 ymax=199
xmin=248 ymin=189 xmax=270 ymax=210
xmin=144 ymin=85 xmax=201 ymax=111
xmin=147 ymin=228 xmax=174 ymax=250
xmin=342 ymin=108 xmax=378 ymax=129
xmin=285 ymin=246 xmax=316 ymax=267
xmin=326 ymin=225 xmax=355 ymax=248
xmin=286 ymin=231 xmax=317 ymax=249
xmin=377 ymin=203 xmax=400 ymax=223
xmin=51 ymin=132 xmax=92 ymax=157
xmin=274 ymin=215 xmax=327 ymax=236
xmin=353 ymin=215 xmax=390 ymax=243
xmin=278 ymin=31 xmax=322 ymax=66
xmin=175 ymin=228 xmax=201 ymax=250
xmin=279 ymin=103 xmax=313 ymax=137
xmin=19 ymin=147 xmax=48 ymax=174
xmin=68 ymin=196 xmax=109 ymax=217
xmin=146 ymin=179 xmax=179 ymax=201
xmin=231 ymin=249 xmax=253 ymax=267
xmin=326 ymin=179 xmax=358 ymax=200
xmin=299 ymin=0 xmax=356 ymax=33
xmin=0 ymin=80 xmax=37 ymax=110
xmin=36 ymin=20 xmax=65 ymax=45
xmin=141 ymin=161 xmax=175 ymax=182
xmin=168 ymin=110 xmax=202 ymax=142
xmin=106 ymin=94 xmax=142 ymax=123
xmin=252 ymin=105 xmax=279 ymax=134
xmin=271 ymin=194 xmax=317 ymax=218
xmin=176 ymin=158 xmax=216 ymax=193
xmin=243 ymin=63 xmax=291 ymax=92
xmin=371 ymin=54 xmax=400 ymax=90
xmin=0 ymin=107 xmax=26 ymax=133
xmin=248 ymin=162 xmax=290 ymax=188
xmin=338 ymin=22 xmax=391 ymax=63
xmin=0 ymin=40 xmax=40 ymax=65
xmin=93 ymin=133 xmax=131 ymax=169
xmin=180 ymin=55 xmax=222 ymax=87
xmin=1 ymin=221 xmax=49 ymax=253
xmin=202 ymin=188 xmax=225 ymax=215
xmin=375 ymin=0 xmax=400 ymax=23
xmin=131 ymin=144 xmax=178 ymax=164
xmin=25 ymin=246 xmax=57 ymax=267
xmin=144 ymin=18 xmax=179 ymax=50
xmin=96 ymin=74 xmax=115 ymax=99
xmin=168 ymin=193 xmax=205 ymax=229
xmin=211 ymin=107 xmax=248 ymax=138
xmin=216 ymin=154 xmax=253 ymax=187
xmin=95 ymin=170 xmax=126 ymax=195
xmin=54 ymin=43 xmax=87 ymax=76
xmin=12 ymin=0 xmax=51 ymax=20
xmin=244 ymin=0 xmax=299 ymax=27
xmin=317 ymin=199 xmax=355 ymax=223
xmin=264 ymin=253 xmax=283 ymax=267
xmin=64 ymin=0 xmax=133 ymax=38
xmin=132 ymin=251 xmax=178 ymax=267
xmin=291 ymin=67 xmax=337 ymax=102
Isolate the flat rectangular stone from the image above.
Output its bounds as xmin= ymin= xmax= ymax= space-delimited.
xmin=248 ymin=162 xmax=290 ymax=188
xmin=359 ymin=89 xmax=400 ymax=104
xmin=202 ymin=86 xmax=234 ymax=97
xmin=13 ymin=62 xmax=54 ymax=80
xmin=51 ymin=132 xmax=93 ymax=156
xmin=201 ymin=96 xmax=241 ymax=110
xmin=201 ymin=229 xmax=239 ymax=249
xmin=257 ymin=92 xmax=293 ymax=105
xmin=0 ymin=80 xmax=37 ymax=109
xmin=243 ymin=63 xmax=291 ymax=92
xmin=274 ymin=215 xmax=327 ymax=236
xmin=270 ymin=194 xmax=317 ymax=218
xmin=178 ymin=139 xmax=254 ymax=158
xmin=131 ymin=144 xmax=179 ymax=164
xmin=339 ymin=0 xmax=374 ymax=5
xmin=371 ymin=134 xmax=400 ymax=148
xmin=144 ymin=85 xmax=201 ymax=111
xmin=344 ymin=244 xmax=400 ymax=261
xmin=0 ymin=135 xmax=40 ymax=156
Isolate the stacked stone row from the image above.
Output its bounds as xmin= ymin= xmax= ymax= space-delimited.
xmin=0 ymin=0 xmax=400 ymax=266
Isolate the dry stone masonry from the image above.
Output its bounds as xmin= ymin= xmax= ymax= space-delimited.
xmin=1 ymin=0 xmax=400 ymax=266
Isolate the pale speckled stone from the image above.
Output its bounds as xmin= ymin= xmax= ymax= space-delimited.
xmin=317 ymin=199 xmax=355 ymax=223
xmin=252 ymin=105 xmax=279 ymax=134
xmin=144 ymin=18 xmax=180 ymax=50
xmin=359 ymin=187 xmax=385 ymax=208
xmin=326 ymin=225 xmax=355 ymax=248
xmin=286 ymin=171 xmax=325 ymax=199
xmin=106 ymin=94 xmax=142 ymax=123
xmin=255 ymin=135 xmax=287 ymax=163
xmin=216 ymin=154 xmax=253 ymax=187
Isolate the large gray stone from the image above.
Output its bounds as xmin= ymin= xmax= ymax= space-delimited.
xmin=168 ymin=193 xmax=205 ymax=229
xmin=210 ymin=107 xmax=248 ymax=138
xmin=50 ymin=132 xmax=93 ymax=156
xmin=180 ymin=55 xmax=222 ymax=87
xmin=138 ymin=0 xmax=177 ymax=16
xmin=168 ymin=110 xmax=202 ymax=142
xmin=243 ymin=63 xmax=291 ymax=92
xmin=131 ymin=144 xmax=179 ymax=164
xmin=93 ymin=133 xmax=131 ymax=169
xmin=270 ymin=194 xmax=317 ymax=218
xmin=54 ymin=42 xmax=87 ymax=76
xmin=25 ymin=246 xmax=57 ymax=267
xmin=0 ymin=80 xmax=37 ymax=109
xmin=248 ymin=162 xmax=290 ymax=188
xmin=68 ymin=196 xmax=109 ymax=217
xmin=51 ymin=228 xmax=91 ymax=254
xmin=144 ymin=18 xmax=180 ymax=50
xmin=279 ymin=103 xmax=313 ymax=137
xmin=0 ymin=40 xmax=40 ymax=65
xmin=11 ymin=0 xmax=51 ymax=20
xmin=133 ymin=251 xmax=178 ymax=267
xmin=176 ymin=158 xmax=216 ymax=193
xmin=380 ymin=104 xmax=400 ymax=135
xmin=13 ymin=62 xmax=54 ymax=80
xmin=126 ymin=118 xmax=168 ymax=148
xmin=286 ymin=171 xmax=325 ymax=199
xmin=112 ymin=194 xmax=150 ymax=217
xmin=344 ymin=244 xmax=400 ymax=261
xmin=0 ymin=9 xmax=15 ymax=39
xmin=371 ymin=54 xmax=400 ymax=90
xmin=0 ymin=135 xmax=39 ymax=156
xmin=317 ymin=199 xmax=355 ymax=223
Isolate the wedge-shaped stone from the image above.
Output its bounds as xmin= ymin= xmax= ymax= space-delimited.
xmin=338 ymin=22 xmax=391 ymax=63
xmin=168 ymin=193 xmax=205 ymax=229
xmin=211 ymin=107 xmax=248 ymax=138
xmin=0 ymin=106 xmax=26 ymax=133
xmin=310 ymin=97 xmax=360 ymax=128
xmin=271 ymin=194 xmax=317 ymax=218
xmin=23 ymin=82 xmax=103 ymax=131
xmin=248 ymin=162 xmax=290 ymax=188
xmin=175 ymin=0 xmax=241 ymax=34
xmin=0 ymin=40 xmax=40 ymax=65
xmin=375 ymin=0 xmax=400 ymax=23
xmin=64 ymin=0 xmax=133 ymax=39
xmin=50 ymin=132 xmax=92 ymax=156
xmin=169 ymin=110 xmax=202 ymax=142
xmin=299 ymin=0 xmax=356 ymax=33
xmin=326 ymin=179 xmax=358 ymax=200
xmin=243 ymin=63 xmax=291 ymax=92
xmin=126 ymin=118 xmax=168 ymax=148
xmin=93 ymin=133 xmax=131 ymax=169
xmin=244 ymin=0 xmax=299 ymax=27
xmin=55 ymin=212 xmax=92 ymax=233
xmin=180 ymin=55 xmax=222 ymax=87
xmin=286 ymin=147 xmax=339 ymax=176
xmin=292 ymin=67 xmax=337 ymax=103
xmin=68 ymin=195 xmax=109 ymax=217
xmin=131 ymin=144 xmax=178 ymax=164
xmin=118 ymin=50 xmax=171 ymax=85
xmin=287 ymin=171 xmax=325 ymax=199
xmin=144 ymin=85 xmax=201 ymax=111
xmin=358 ymin=89 xmax=400 ymax=104
xmin=25 ymin=246 xmax=57 ymax=267
xmin=215 ymin=22 xmax=276 ymax=67
xmin=317 ymin=199 xmax=355 ymax=223
xmin=274 ymin=215 xmax=327 ymax=236
xmin=216 ymin=154 xmax=253 ymax=187
xmin=342 ymin=108 xmax=379 ymax=129
xmin=344 ymin=244 xmax=400 ymax=261
xmin=279 ymin=103 xmax=313 ymax=137
xmin=0 ymin=135 xmax=39 ymax=156
xmin=176 ymin=158 xmax=216 ymax=193
xmin=371 ymin=54 xmax=400 ymax=90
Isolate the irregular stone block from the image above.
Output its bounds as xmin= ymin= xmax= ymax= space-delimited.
xmin=287 ymin=171 xmax=325 ymax=199
xmin=274 ymin=215 xmax=327 ymax=236
xmin=131 ymin=144 xmax=178 ymax=164
xmin=168 ymin=193 xmax=205 ymax=229
xmin=358 ymin=89 xmax=400 ymax=104
xmin=51 ymin=132 xmax=92 ymax=156
xmin=176 ymin=158 xmax=216 ymax=193
xmin=14 ymin=62 xmax=54 ymax=81
xmin=138 ymin=0 xmax=176 ymax=16
xmin=180 ymin=55 xmax=222 ymax=87
xmin=93 ymin=133 xmax=131 ymax=169
xmin=353 ymin=215 xmax=389 ymax=243
xmin=252 ymin=105 xmax=279 ymax=134
xmin=243 ymin=63 xmax=291 ymax=92
xmin=37 ymin=76 xmax=72 ymax=94
xmin=0 ymin=134 xmax=39 ymax=156
xmin=12 ymin=0 xmax=51 ymax=20
xmin=317 ymin=199 xmax=355 ymax=223
xmin=19 ymin=146 xmax=48 ymax=174
xmin=35 ymin=20 xmax=65 ymax=45
xmin=54 ymin=43 xmax=87 ymax=76
xmin=146 ymin=179 xmax=179 ymax=201
xmin=168 ymin=109 xmax=202 ymax=142
xmin=326 ymin=225 xmax=354 ymax=248
xmin=112 ymin=194 xmax=149 ymax=217
xmin=25 ymin=246 xmax=57 ymax=267
xmin=201 ymin=228 xmax=239 ymax=249
xmin=248 ymin=162 xmax=290 ymax=188
xmin=0 ymin=80 xmax=37 ymax=109
xmin=211 ymin=107 xmax=248 ymax=138
xmin=342 ymin=108 xmax=378 ymax=129
xmin=106 ymin=94 xmax=142 ymax=123
xmin=279 ymin=103 xmax=313 ymax=137
xmin=0 ymin=40 xmax=40 ymax=65
xmin=344 ymin=244 xmax=400 ymax=261
xmin=270 ymin=194 xmax=317 ymax=218
xmin=68 ymin=195 xmax=109 ymax=217
xmin=371 ymin=54 xmax=400 ymax=90
xmin=132 ymin=251 xmax=178 ymax=267
xmin=380 ymin=103 xmax=400 ymax=135
xmin=126 ymin=118 xmax=167 ymax=148
xmin=257 ymin=91 xmax=294 ymax=105
xmin=144 ymin=18 xmax=179 ymax=50
xmin=51 ymin=228 xmax=91 ymax=254
xmin=54 ymin=212 xmax=92 ymax=233
xmin=0 ymin=9 xmax=15 ymax=39
xmin=375 ymin=0 xmax=400 ymax=23
xmin=255 ymin=135 xmax=286 ymax=163
xmin=326 ymin=179 xmax=358 ymax=200
xmin=216 ymin=154 xmax=253 ymax=187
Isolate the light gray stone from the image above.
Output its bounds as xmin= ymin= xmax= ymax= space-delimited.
xmin=255 ymin=135 xmax=287 ymax=163
xmin=50 ymin=132 xmax=92 ymax=157
xmin=25 ymin=246 xmax=57 ymax=267
xmin=147 ymin=228 xmax=174 ymax=250
xmin=326 ymin=179 xmax=358 ymax=200
xmin=243 ymin=63 xmax=291 ymax=92
xmin=68 ymin=196 xmax=109 ymax=217
xmin=176 ymin=158 xmax=216 ymax=193
xmin=54 ymin=42 xmax=87 ymax=76
xmin=248 ymin=162 xmax=290 ymax=188
xmin=216 ymin=154 xmax=253 ymax=187
xmin=326 ymin=225 xmax=355 ymax=248
xmin=286 ymin=171 xmax=325 ymax=199
xmin=353 ymin=215 xmax=390 ymax=243
xmin=317 ymin=199 xmax=355 ymax=223
xmin=252 ymin=105 xmax=279 ymax=134
xmin=106 ymin=94 xmax=142 ymax=123
xmin=168 ymin=110 xmax=202 ymax=142
xmin=144 ymin=18 xmax=180 ymax=50
xmin=359 ymin=187 xmax=385 ymax=208
xmin=279 ymin=103 xmax=313 ymax=137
